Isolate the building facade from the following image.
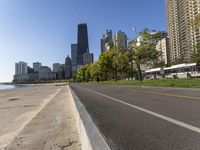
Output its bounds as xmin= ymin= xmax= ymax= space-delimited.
xmin=33 ymin=62 xmax=41 ymax=72
xmin=77 ymin=23 xmax=89 ymax=65
xmin=114 ymin=31 xmax=128 ymax=48
xmin=101 ymin=29 xmax=113 ymax=53
xmin=156 ymin=37 xmax=170 ymax=65
xmin=166 ymin=0 xmax=200 ymax=63
xmin=15 ymin=61 xmax=27 ymax=75
xmin=38 ymin=66 xmax=52 ymax=80
xmin=83 ymin=53 xmax=94 ymax=65
xmin=71 ymin=44 xmax=78 ymax=77
xmin=71 ymin=43 xmax=78 ymax=68
xmin=65 ymin=56 xmax=72 ymax=79
xmin=53 ymin=63 xmax=60 ymax=73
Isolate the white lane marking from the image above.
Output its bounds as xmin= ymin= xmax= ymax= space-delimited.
xmin=78 ymin=86 xmax=200 ymax=134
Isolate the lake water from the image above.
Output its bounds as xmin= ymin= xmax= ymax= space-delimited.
xmin=0 ymin=84 xmax=27 ymax=90
xmin=0 ymin=84 xmax=17 ymax=90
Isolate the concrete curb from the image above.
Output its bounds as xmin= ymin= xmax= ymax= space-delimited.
xmin=67 ymin=85 xmax=111 ymax=150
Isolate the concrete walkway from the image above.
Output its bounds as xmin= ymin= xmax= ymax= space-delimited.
xmin=0 ymin=85 xmax=80 ymax=150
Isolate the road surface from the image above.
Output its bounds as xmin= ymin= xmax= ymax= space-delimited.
xmin=70 ymin=83 xmax=200 ymax=150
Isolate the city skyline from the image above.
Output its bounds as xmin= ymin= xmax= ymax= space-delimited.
xmin=0 ymin=0 xmax=166 ymax=82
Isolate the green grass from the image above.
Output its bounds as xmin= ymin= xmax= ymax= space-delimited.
xmin=89 ymin=79 xmax=200 ymax=88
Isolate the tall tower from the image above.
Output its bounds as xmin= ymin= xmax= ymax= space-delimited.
xmin=166 ymin=0 xmax=200 ymax=63
xmin=113 ymin=30 xmax=128 ymax=48
xmin=77 ymin=23 xmax=89 ymax=65
xmin=101 ymin=29 xmax=113 ymax=53
xmin=65 ymin=55 xmax=72 ymax=79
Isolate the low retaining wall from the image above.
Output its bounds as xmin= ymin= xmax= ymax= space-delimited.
xmin=67 ymin=85 xmax=111 ymax=150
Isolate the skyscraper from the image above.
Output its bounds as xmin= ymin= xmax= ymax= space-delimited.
xmin=114 ymin=31 xmax=128 ymax=48
xmin=101 ymin=29 xmax=113 ymax=53
xmin=71 ymin=43 xmax=78 ymax=77
xmin=77 ymin=23 xmax=89 ymax=65
xmin=65 ymin=55 xmax=72 ymax=79
xmin=71 ymin=44 xmax=77 ymax=67
xmin=166 ymin=0 xmax=200 ymax=63
xmin=156 ymin=37 xmax=170 ymax=65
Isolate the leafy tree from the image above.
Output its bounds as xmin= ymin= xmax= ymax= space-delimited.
xmin=128 ymin=29 xmax=161 ymax=81
xmin=88 ymin=61 xmax=101 ymax=81
xmin=76 ymin=66 xmax=87 ymax=82
xmin=99 ymin=50 xmax=113 ymax=80
xmin=99 ymin=45 xmax=128 ymax=81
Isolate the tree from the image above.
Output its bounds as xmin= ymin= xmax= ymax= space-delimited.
xmin=76 ymin=66 xmax=88 ymax=82
xmin=99 ymin=45 xmax=128 ymax=81
xmin=99 ymin=50 xmax=113 ymax=80
xmin=88 ymin=61 xmax=101 ymax=81
xmin=191 ymin=43 xmax=200 ymax=63
xmin=128 ymin=29 xmax=161 ymax=81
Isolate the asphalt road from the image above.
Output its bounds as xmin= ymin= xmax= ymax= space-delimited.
xmin=70 ymin=83 xmax=200 ymax=150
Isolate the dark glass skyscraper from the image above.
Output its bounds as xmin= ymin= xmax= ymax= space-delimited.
xmin=77 ymin=23 xmax=89 ymax=65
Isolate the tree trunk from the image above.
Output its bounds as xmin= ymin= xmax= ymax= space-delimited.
xmin=130 ymin=60 xmax=133 ymax=80
xmin=137 ymin=63 xmax=142 ymax=82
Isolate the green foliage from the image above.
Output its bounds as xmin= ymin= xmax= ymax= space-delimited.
xmin=88 ymin=61 xmax=101 ymax=81
xmin=76 ymin=66 xmax=88 ymax=82
xmin=128 ymin=29 xmax=162 ymax=81
xmin=76 ymin=28 xmax=162 ymax=82
xmin=192 ymin=43 xmax=200 ymax=63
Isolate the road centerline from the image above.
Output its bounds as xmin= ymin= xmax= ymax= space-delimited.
xmin=76 ymin=86 xmax=200 ymax=134
xmin=125 ymin=89 xmax=200 ymax=100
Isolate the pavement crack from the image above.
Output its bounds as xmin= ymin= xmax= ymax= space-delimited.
xmin=59 ymin=141 xmax=77 ymax=150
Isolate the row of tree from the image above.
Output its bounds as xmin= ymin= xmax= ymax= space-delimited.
xmin=76 ymin=29 xmax=162 ymax=82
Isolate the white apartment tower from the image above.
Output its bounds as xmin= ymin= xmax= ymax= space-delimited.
xmin=15 ymin=61 xmax=27 ymax=75
xmin=166 ymin=0 xmax=200 ymax=63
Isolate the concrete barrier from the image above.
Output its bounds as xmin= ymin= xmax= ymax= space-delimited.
xmin=67 ymin=85 xmax=111 ymax=150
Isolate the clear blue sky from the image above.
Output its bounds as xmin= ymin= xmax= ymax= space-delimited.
xmin=0 ymin=0 xmax=166 ymax=82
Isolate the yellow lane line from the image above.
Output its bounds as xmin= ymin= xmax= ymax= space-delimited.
xmin=127 ymin=89 xmax=200 ymax=100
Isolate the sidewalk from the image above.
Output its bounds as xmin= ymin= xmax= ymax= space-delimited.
xmin=0 ymin=85 xmax=80 ymax=150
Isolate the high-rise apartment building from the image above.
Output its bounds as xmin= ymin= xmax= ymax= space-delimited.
xmin=156 ymin=37 xmax=170 ymax=65
xmin=15 ymin=61 xmax=27 ymax=75
xmin=166 ymin=0 xmax=200 ymax=62
xmin=77 ymin=23 xmax=89 ymax=65
xmin=101 ymin=29 xmax=113 ymax=53
xmin=33 ymin=62 xmax=42 ymax=72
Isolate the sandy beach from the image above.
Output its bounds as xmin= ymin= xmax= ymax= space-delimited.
xmin=0 ymin=84 xmax=80 ymax=150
